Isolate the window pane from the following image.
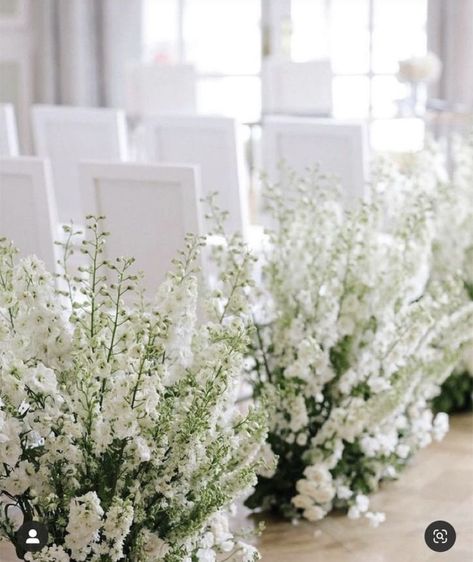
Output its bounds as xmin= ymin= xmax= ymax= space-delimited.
xmin=330 ymin=0 xmax=370 ymax=27
xmin=372 ymin=0 xmax=427 ymax=73
xmin=197 ymin=77 xmax=261 ymax=122
xmin=372 ymin=29 xmax=427 ymax=73
xmin=330 ymin=29 xmax=370 ymax=74
xmin=371 ymin=75 xmax=407 ymax=118
xmin=373 ymin=0 xmax=427 ymax=30
xmin=184 ymin=0 xmax=261 ymax=74
xmin=142 ymin=0 xmax=178 ymax=62
xmin=291 ymin=0 xmax=329 ymax=61
xmin=332 ymin=76 xmax=370 ymax=118
xmin=329 ymin=0 xmax=370 ymax=74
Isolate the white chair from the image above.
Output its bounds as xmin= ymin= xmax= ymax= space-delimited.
xmin=0 ymin=104 xmax=20 ymax=156
xmin=262 ymin=59 xmax=333 ymax=116
xmin=79 ymin=162 xmax=202 ymax=293
xmin=262 ymin=117 xmax=369 ymax=205
xmin=0 ymin=157 xmax=58 ymax=271
xmin=31 ymin=105 xmax=129 ymax=225
xmin=126 ymin=63 xmax=197 ymax=116
xmin=138 ymin=115 xmax=249 ymax=238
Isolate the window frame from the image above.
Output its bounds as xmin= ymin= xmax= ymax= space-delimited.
xmin=327 ymin=0 xmax=428 ymax=120
xmin=145 ymin=0 xmax=428 ymax=123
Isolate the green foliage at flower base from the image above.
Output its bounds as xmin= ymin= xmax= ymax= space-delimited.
xmin=432 ymin=371 xmax=473 ymax=414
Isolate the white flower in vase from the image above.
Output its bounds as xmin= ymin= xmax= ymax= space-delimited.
xmin=397 ymin=51 xmax=442 ymax=115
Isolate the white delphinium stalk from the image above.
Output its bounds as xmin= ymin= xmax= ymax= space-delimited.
xmin=431 ymin=133 xmax=473 ymax=290
xmin=416 ymin=133 xmax=473 ymax=412
xmin=375 ymin=135 xmax=473 ymax=413
xmin=0 ymin=213 xmax=268 ymax=562
xmin=246 ymin=166 xmax=473 ymax=524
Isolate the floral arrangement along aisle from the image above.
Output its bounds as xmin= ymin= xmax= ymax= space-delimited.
xmin=431 ymin=133 xmax=473 ymax=413
xmin=372 ymin=135 xmax=473 ymax=414
xmin=431 ymin=134 xmax=473 ymax=293
xmin=0 ymin=217 xmax=268 ymax=561
xmin=393 ymin=134 xmax=473 ymax=413
xmin=246 ymin=168 xmax=473 ymax=525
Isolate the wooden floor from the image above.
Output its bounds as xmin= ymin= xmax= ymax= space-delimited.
xmin=1 ymin=415 xmax=472 ymax=562
xmin=255 ymin=414 xmax=473 ymax=562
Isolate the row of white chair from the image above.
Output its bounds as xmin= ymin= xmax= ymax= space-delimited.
xmin=0 ymin=156 xmax=202 ymax=293
xmin=0 ymin=104 xmax=368 ymax=292
xmin=1 ymin=104 xmax=249 ymax=237
xmin=1 ymin=102 xmax=368 ymax=222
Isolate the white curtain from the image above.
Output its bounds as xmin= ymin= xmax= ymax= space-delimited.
xmin=31 ymin=0 xmax=142 ymax=108
xmin=428 ymin=0 xmax=473 ymax=110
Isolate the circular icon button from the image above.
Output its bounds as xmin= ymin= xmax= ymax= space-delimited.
xmin=424 ymin=520 xmax=456 ymax=552
xmin=16 ymin=521 xmax=48 ymax=553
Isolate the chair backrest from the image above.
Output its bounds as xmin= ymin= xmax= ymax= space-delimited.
xmin=262 ymin=59 xmax=333 ymax=116
xmin=126 ymin=63 xmax=197 ymax=117
xmin=32 ymin=105 xmax=129 ymax=225
xmin=79 ymin=161 xmax=202 ymax=293
xmin=262 ymin=117 xmax=368 ymax=205
xmin=0 ymin=157 xmax=58 ymax=271
xmin=138 ymin=115 xmax=248 ymax=237
xmin=0 ymin=104 xmax=20 ymax=156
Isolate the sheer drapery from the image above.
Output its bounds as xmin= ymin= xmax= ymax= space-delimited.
xmin=428 ymin=0 xmax=473 ymax=110
xmin=31 ymin=0 xmax=142 ymax=108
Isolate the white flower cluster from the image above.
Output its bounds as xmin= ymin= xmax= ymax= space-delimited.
xmin=431 ymin=133 xmax=473 ymax=292
xmin=247 ymin=162 xmax=473 ymax=524
xmin=397 ymin=52 xmax=442 ymax=84
xmin=0 ymin=215 xmax=268 ymax=561
xmin=398 ymin=134 xmax=473 ymax=403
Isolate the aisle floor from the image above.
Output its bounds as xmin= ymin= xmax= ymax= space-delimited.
xmin=255 ymin=414 xmax=473 ymax=562
xmin=0 ymin=415 xmax=472 ymax=562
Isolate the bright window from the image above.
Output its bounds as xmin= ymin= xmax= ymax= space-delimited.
xmin=142 ymin=0 xmax=428 ymax=133
xmin=142 ymin=0 xmax=179 ymax=62
xmin=142 ymin=0 xmax=261 ymax=122
xmin=292 ymin=0 xmax=428 ymax=121
xmin=291 ymin=0 xmax=329 ymax=62
xmin=183 ymin=0 xmax=261 ymax=75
